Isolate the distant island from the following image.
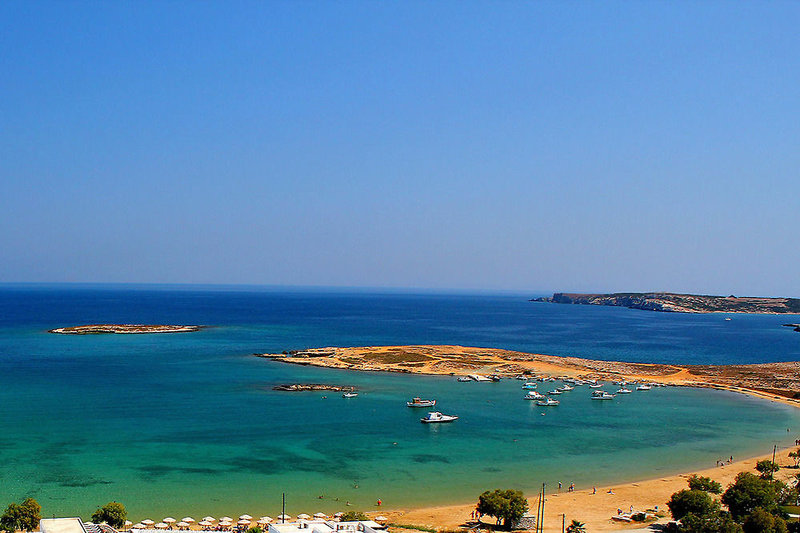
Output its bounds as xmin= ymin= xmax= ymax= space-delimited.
xmin=49 ymin=324 xmax=204 ymax=334
xmin=531 ymin=292 xmax=800 ymax=314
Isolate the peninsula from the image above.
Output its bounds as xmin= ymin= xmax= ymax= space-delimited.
xmin=532 ymin=292 xmax=800 ymax=314
xmin=49 ymin=324 xmax=204 ymax=334
xmin=258 ymin=345 xmax=800 ymax=403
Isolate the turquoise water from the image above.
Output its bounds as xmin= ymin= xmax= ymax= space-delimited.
xmin=1 ymin=286 xmax=799 ymax=520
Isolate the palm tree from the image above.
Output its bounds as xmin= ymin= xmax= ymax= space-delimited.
xmin=565 ymin=519 xmax=586 ymax=533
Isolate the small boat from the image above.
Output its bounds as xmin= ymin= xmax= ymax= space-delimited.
xmin=589 ymin=383 xmax=603 ymax=388
xmin=537 ymin=398 xmax=559 ymax=406
xmin=407 ymin=397 xmax=436 ymax=408
xmin=489 ymin=375 xmax=502 ymax=382
xmin=636 ymin=385 xmax=652 ymax=391
xmin=522 ymin=382 xmax=538 ymax=389
xmin=616 ymin=388 xmax=632 ymax=394
xmin=457 ymin=376 xmax=472 ymax=382
xmin=591 ymin=391 xmax=615 ymax=400
xmin=342 ymin=392 xmax=358 ymax=398
xmin=524 ymin=391 xmax=545 ymax=400
xmin=558 ymin=385 xmax=574 ymax=391
xmin=420 ymin=411 xmax=458 ymax=423
xmin=547 ymin=389 xmax=562 ymax=395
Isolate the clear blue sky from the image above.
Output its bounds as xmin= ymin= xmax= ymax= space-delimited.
xmin=2 ymin=1 xmax=798 ymax=295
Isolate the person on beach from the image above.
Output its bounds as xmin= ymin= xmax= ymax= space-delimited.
xmin=558 ymin=481 xmax=562 ymax=491
xmin=592 ymin=486 xmax=596 ymax=494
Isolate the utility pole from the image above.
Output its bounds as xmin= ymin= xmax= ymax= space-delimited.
xmin=540 ymin=483 xmax=546 ymax=533
xmin=561 ymin=513 xmax=565 ymax=533
xmin=772 ymin=444 xmax=777 ymax=480
xmin=282 ymin=493 xmax=286 ymax=523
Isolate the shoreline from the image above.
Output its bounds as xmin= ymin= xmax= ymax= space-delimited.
xmin=255 ymin=345 xmax=800 ymax=531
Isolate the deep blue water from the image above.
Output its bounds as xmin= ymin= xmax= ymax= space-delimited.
xmin=0 ymin=285 xmax=798 ymax=520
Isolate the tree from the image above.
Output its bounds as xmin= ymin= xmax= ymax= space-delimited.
xmin=246 ymin=527 xmax=263 ymax=533
xmin=756 ymin=460 xmax=781 ymax=480
xmin=788 ymin=450 xmax=800 ymax=468
xmin=742 ymin=508 xmax=788 ymax=533
xmin=338 ymin=512 xmax=368 ymax=522
xmin=565 ymin=520 xmax=586 ymax=533
xmin=668 ymin=490 xmax=719 ymax=521
xmin=721 ymin=472 xmax=782 ymax=521
xmin=680 ymin=511 xmax=743 ymax=533
xmin=91 ymin=502 xmax=127 ymax=528
xmin=688 ymin=475 xmax=723 ymax=494
xmin=476 ymin=489 xmax=528 ymax=529
xmin=1 ymin=499 xmax=41 ymax=533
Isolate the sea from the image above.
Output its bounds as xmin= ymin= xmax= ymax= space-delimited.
xmin=1 ymin=285 xmax=799 ymax=521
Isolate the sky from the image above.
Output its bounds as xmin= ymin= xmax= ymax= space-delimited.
xmin=1 ymin=1 xmax=799 ymax=296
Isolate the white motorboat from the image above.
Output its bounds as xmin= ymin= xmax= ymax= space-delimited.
xmin=407 ymin=397 xmax=436 ymax=408
xmin=469 ymin=374 xmax=492 ymax=382
xmin=342 ymin=392 xmax=358 ymax=398
xmin=457 ymin=376 xmax=472 ymax=382
xmin=524 ymin=391 xmax=545 ymax=400
xmin=616 ymin=388 xmax=632 ymax=394
xmin=420 ymin=411 xmax=458 ymax=423
xmin=522 ymin=382 xmax=538 ymax=389
xmin=589 ymin=383 xmax=603 ymax=388
xmin=591 ymin=391 xmax=615 ymax=400
xmin=547 ymin=389 xmax=562 ymax=395
xmin=537 ymin=398 xmax=559 ymax=406
xmin=636 ymin=385 xmax=652 ymax=391
xmin=558 ymin=385 xmax=574 ymax=391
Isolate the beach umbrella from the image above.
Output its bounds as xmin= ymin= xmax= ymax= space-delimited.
xmin=142 ymin=520 xmax=155 ymax=526
xmin=202 ymin=517 xmax=215 ymax=523
xmin=182 ymin=518 xmax=195 ymax=523
xmin=239 ymin=515 xmax=253 ymax=521
xmin=133 ymin=524 xmax=145 ymax=529
xmin=237 ymin=520 xmax=251 ymax=526
xmin=277 ymin=515 xmax=291 ymax=521
xmin=198 ymin=522 xmax=212 ymax=527
xmin=374 ymin=517 xmax=387 ymax=522
xmin=257 ymin=518 xmax=272 ymax=524
xmin=313 ymin=514 xmax=327 ymax=519
xmin=333 ymin=513 xmax=343 ymax=518
xmin=155 ymin=524 xmax=168 ymax=529
xmin=163 ymin=518 xmax=176 ymax=524
xmin=219 ymin=521 xmax=232 ymax=528
xmin=220 ymin=517 xmax=233 ymax=523
xmin=297 ymin=514 xmax=310 ymax=520
xmin=176 ymin=522 xmax=190 ymax=529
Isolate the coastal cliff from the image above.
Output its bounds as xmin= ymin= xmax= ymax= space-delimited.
xmin=532 ymin=292 xmax=800 ymax=314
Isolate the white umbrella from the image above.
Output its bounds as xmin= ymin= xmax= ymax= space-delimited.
xmin=313 ymin=513 xmax=327 ymax=519
xmin=219 ymin=522 xmax=232 ymax=528
xmin=333 ymin=512 xmax=344 ymax=518
xmin=297 ymin=514 xmax=310 ymax=520
xmin=237 ymin=520 xmax=251 ymax=526
xmin=133 ymin=524 xmax=145 ymax=529
xmin=202 ymin=517 xmax=215 ymax=523
xmin=142 ymin=520 xmax=155 ymax=526
xmin=176 ymin=523 xmax=189 ymax=529
xmin=155 ymin=524 xmax=168 ymax=530
xmin=182 ymin=518 xmax=195 ymax=523
xmin=258 ymin=517 xmax=272 ymax=523
xmin=374 ymin=516 xmax=387 ymax=522
xmin=163 ymin=518 xmax=177 ymax=524
xmin=125 ymin=521 xmax=133 ymax=526
xmin=239 ymin=515 xmax=253 ymax=521
xmin=277 ymin=515 xmax=291 ymax=520
xmin=220 ymin=518 xmax=233 ymax=523
xmin=199 ymin=521 xmax=212 ymax=527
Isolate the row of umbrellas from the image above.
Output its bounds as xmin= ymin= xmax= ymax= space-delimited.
xmin=130 ymin=513 xmax=365 ymax=530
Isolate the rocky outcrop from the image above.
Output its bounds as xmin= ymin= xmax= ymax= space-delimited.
xmin=49 ymin=324 xmax=204 ymax=334
xmin=532 ymin=292 xmax=800 ymax=314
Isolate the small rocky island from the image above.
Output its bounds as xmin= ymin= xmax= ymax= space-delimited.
xmin=532 ymin=292 xmax=800 ymax=314
xmin=49 ymin=324 xmax=204 ymax=334
xmin=785 ymin=324 xmax=800 ymax=333
xmin=272 ymin=384 xmax=355 ymax=392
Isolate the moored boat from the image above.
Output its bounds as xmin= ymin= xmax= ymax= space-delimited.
xmin=342 ymin=392 xmax=358 ymax=398
xmin=407 ymin=397 xmax=436 ymax=408
xmin=616 ymin=388 xmax=632 ymax=394
xmin=420 ymin=411 xmax=458 ymax=423
xmin=591 ymin=391 xmax=615 ymax=400
xmin=537 ymin=398 xmax=559 ymax=406
xmin=524 ymin=391 xmax=545 ymax=400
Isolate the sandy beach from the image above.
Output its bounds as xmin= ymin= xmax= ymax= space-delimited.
xmin=380 ymin=447 xmax=800 ymax=532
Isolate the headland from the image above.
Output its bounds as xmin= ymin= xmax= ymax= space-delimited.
xmin=532 ymin=292 xmax=800 ymax=314
xmin=49 ymin=324 xmax=204 ymax=334
xmin=257 ymin=345 xmax=800 ymax=404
